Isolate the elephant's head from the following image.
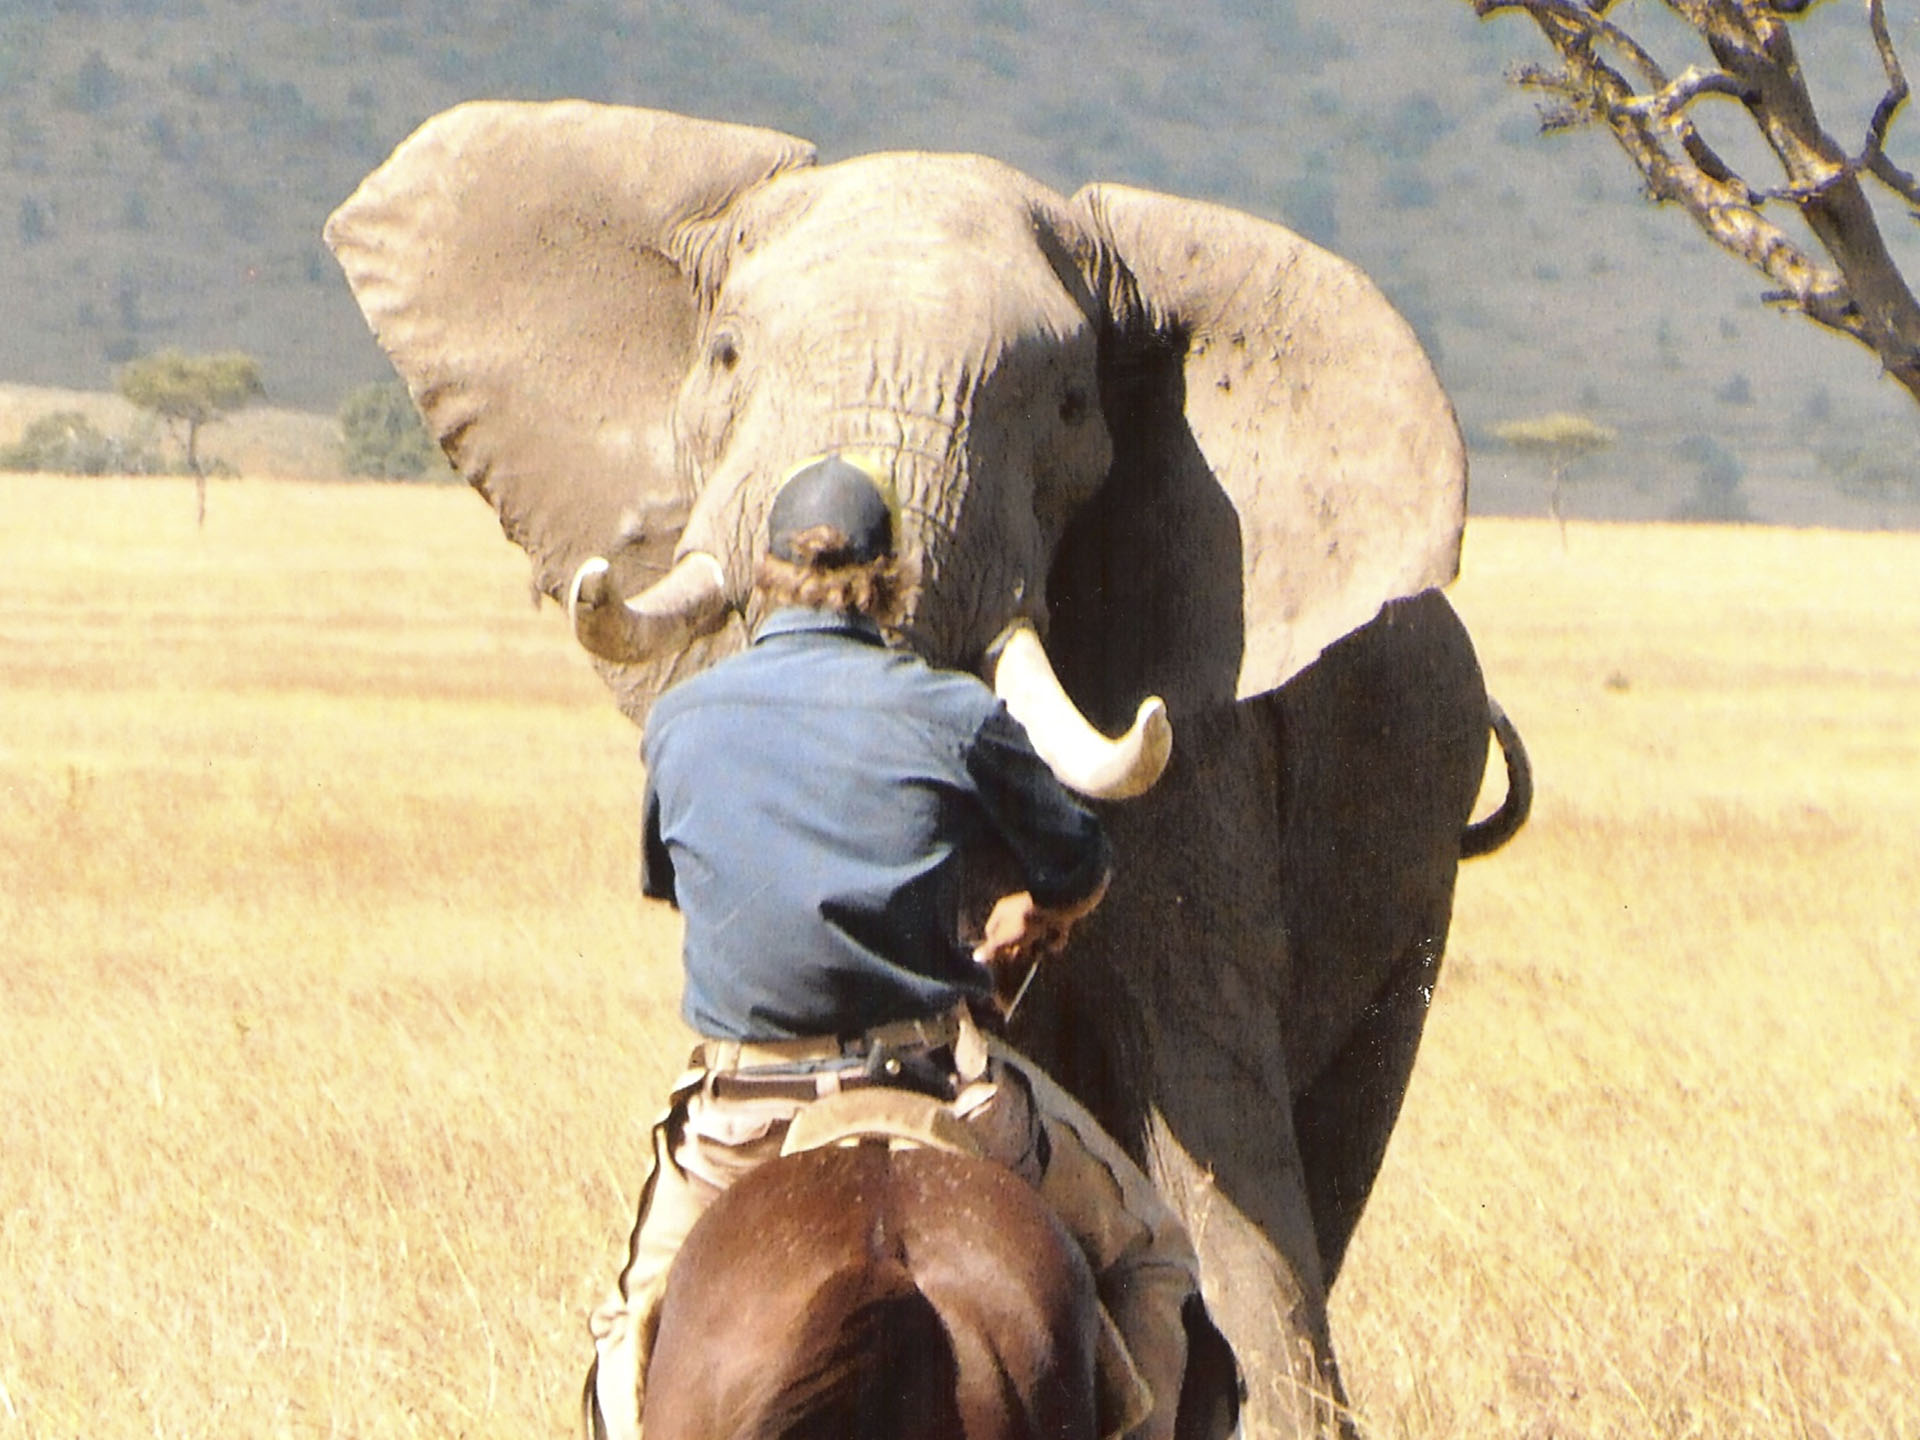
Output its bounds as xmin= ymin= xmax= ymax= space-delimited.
xmin=326 ymin=102 xmax=1464 ymax=797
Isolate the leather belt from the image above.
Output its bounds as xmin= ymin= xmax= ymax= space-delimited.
xmin=706 ymin=1041 xmax=960 ymax=1104
xmin=694 ymin=1006 xmax=965 ymax=1074
xmin=696 ymin=1006 xmax=971 ymax=1105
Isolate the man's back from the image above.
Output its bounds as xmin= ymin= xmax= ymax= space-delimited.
xmin=643 ymin=608 xmax=1105 ymax=1040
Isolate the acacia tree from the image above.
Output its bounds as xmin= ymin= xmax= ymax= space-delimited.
xmin=117 ymin=349 xmax=265 ymax=525
xmin=1493 ymin=410 xmax=1619 ymax=535
xmin=1465 ymin=0 xmax=1920 ymax=407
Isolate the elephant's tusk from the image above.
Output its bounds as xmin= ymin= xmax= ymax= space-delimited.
xmin=989 ymin=621 xmax=1172 ymax=801
xmin=568 ymin=551 xmax=730 ymax=663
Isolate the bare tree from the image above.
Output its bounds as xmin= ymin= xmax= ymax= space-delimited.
xmin=1467 ymin=0 xmax=1920 ymax=406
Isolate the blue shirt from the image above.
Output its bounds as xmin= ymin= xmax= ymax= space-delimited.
xmin=640 ymin=608 xmax=1111 ymax=1040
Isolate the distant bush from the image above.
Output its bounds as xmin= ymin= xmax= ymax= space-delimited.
xmin=1818 ymin=441 xmax=1919 ymax=507
xmin=1378 ymin=92 xmax=1456 ymax=161
xmin=1380 ymin=164 xmax=1438 ymax=211
xmin=0 ymin=411 xmax=173 ymax=476
xmin=143 ymin=111 xmax=183 ymax=159
xmin=1671 ymin=434 xmax=1752 ymax=523
xmin=338 ymin=381 xmax=444 ymax=480
xmin=60 ymin=50 xmax=124 ymax=113
xmin=975 ymin=0 xmax=1032 ymax=31
xmin=1280 ymin=167 xmax=1339 ymax=246
xmin=170 ymin=53 xmax=228 ymax=100
xmin=18 ymin=195 xmax=50 ymax=244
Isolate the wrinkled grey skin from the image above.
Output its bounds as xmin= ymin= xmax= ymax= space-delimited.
xmin=328 ymin=103 xmax=1529 ymax=1438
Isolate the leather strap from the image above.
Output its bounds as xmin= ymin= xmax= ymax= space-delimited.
xmin=695 ymin=1004 xmax=966 ymax=1073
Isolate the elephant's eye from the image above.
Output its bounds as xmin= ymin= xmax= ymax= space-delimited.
xmin=708 ymin=332 xmax=741 ymax=372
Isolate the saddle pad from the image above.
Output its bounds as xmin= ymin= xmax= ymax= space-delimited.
xmin=778 ymin=1087 xmax=983 ymax=1158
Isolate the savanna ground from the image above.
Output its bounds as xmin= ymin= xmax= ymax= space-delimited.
xmin=1 ymin=473 xmax=1915 ymax=1439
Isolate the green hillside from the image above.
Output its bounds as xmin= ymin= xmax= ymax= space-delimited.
xmin=2 ymin=0 xmax=1916 ymax=524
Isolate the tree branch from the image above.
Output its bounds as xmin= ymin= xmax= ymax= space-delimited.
xmin=1861 ymin=0 xmax=1920 ymax=204
xmin=1468 ymin=0 xmax=1920 ymax=406
xmin=1616 ymin=64 xmax=1755 ymax=122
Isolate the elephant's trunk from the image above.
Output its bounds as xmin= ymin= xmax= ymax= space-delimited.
xmin=989 ymin=621 xmax=1172 ymax=801
xmin=568 ymin=551 xmax=731 ymax=663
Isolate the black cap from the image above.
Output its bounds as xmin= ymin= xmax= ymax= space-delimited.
xmin=767 ymin=453 xmax=895 ymax=565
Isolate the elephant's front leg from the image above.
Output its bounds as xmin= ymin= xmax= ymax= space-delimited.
xmin=1098 ymin=705 xmax=1356 ymax=1439
xmin=1144 ymin=1030 xmax=1353 ymax=1438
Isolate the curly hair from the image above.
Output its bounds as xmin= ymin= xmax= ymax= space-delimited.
xmin=755 ymin=524 xmax=909 ymax=626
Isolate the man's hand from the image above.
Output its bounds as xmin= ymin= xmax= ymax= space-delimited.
xmin=971 ymin=875 xmax=1109 ymax=972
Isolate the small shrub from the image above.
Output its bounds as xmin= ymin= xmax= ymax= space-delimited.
xmin=338 ymin=380 xmax=443 ymax=480
xmin=169 ymin=53 xmax=227 ymax=100
xmin=114 ymin=269 xmax=141 ymax=329
xmin=1379 ymin=92 xmax=1455 ymax=161
xmin=18 ymin=194 xmax=49 ymax=244
xmin=1672 ymin=434 xmax=1752 ymax=523
xmin=1380 ymin=164 xmax=1438 ymax=211
xmin=1280 ymin=167 xmax=1339 ymax=246
xmin=143 ymin=111 xmax=182 ymax=159
xmin=0 ymin=411 xmax=172 ymax=475
xmin=61 ymin=49 xmax=123 ymax=113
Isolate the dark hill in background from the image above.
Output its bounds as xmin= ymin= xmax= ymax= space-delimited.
xmin=3 ymin=0 xmax=1916 ymax=525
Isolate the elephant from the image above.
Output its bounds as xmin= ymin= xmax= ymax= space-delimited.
xmin=326 ymin=101 xmax=1530 ymax=1438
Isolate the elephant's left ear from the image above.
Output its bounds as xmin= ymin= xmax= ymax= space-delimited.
xmin=1067 ymin=183 xmax=1466 ymax=706
xmin=325 ymin=101 xmax=815 ymax=600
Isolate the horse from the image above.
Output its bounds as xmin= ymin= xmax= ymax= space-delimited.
xmin=639 ymin=1141 xmax=1104 ymax=1440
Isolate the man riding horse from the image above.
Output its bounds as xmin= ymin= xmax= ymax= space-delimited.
xmin=581 ymin=452 xmax=1211 ymax=1440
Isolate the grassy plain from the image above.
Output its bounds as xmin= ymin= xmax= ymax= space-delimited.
xmin=1 ymin=474 xmax=1915 ymax=1438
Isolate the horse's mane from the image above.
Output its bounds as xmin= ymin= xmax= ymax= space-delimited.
xmin=730 ymin=1253 xmax=965 ymax=1440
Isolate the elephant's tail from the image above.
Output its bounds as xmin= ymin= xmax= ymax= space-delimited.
xmin=1461 ymin=697 xmax=1532 ymax=859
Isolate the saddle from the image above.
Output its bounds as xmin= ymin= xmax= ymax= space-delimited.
xmin=778 ymin=1085 xmax=983 ymax=1158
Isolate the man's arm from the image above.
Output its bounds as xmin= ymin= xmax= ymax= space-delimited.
xmin=964 ymin=704 xmax=1113 ymax=969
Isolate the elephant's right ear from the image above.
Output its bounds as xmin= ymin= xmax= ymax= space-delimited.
xmin=325 ymin=101 xmax=815 ymax=599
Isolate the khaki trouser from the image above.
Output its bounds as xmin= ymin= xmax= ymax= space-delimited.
xmin=587 ymin=1011 xmax=1198 ymax=1440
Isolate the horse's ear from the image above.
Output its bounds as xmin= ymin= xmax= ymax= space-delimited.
xmin=326 ymin=101 xmax=816 ymax=600
xmin=1053 ymin=182 xmax=1465 ymax=721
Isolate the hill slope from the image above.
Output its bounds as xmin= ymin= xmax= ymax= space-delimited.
xmin=2 ymin=0 xmax=1915 ymax=523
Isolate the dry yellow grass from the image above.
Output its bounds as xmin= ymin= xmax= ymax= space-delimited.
xmin=2 ymin=474 xmax=1915 ymax=1438
xmin=1337 ymin=523 xmax=1920 ymax=1438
